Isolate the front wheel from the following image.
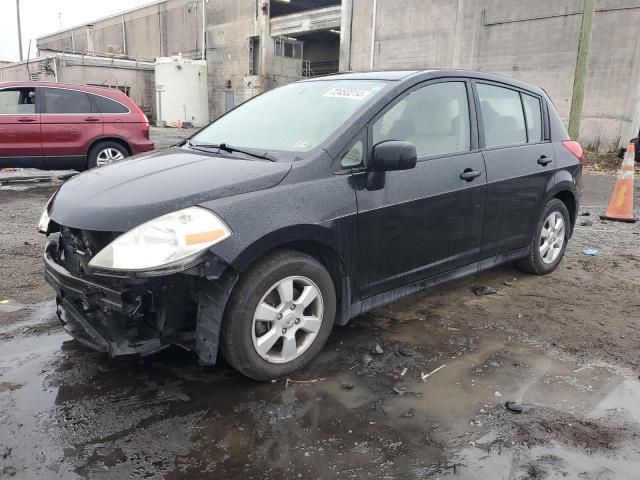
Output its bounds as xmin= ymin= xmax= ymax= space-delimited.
xmin=517 ymin=198 xmax=570 ymax=275
xmin=221 ymin=250 xmax=336 ymax=381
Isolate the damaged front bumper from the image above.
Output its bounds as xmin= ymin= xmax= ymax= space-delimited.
xmin=44 ymin=235 xmax=237 ymax=365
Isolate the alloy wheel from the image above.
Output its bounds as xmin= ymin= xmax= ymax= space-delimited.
xmin=96 ymin=148 xmax=125 ymax=167
xmin=539 ymin=211 xmax=565 ymax=264
xmin=251 ymin=276 xmax=324 ymax=364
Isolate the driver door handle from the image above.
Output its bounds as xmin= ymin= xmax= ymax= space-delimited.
xmin=84 ymin=117 xmax=100 ymax=122
xmin=17 ymin=117 xmax=36 ymax=123
xmin=460 ymin=169 xmax=482 ymax=181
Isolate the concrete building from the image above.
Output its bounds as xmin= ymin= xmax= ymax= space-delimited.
xmin=28 ymin=0 xmax=640 ymax=150
xmin=342 ymin=0 xmax=640 ymax=151
xmin=0 ymin=53 xmax=155 ymax=119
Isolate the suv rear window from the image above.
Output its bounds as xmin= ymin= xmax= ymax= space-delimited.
xmin=477 ymin=83 xmax=527 ymax=148
xmin=91 ymin=94 xmax=129 ymax=114
xmin=42 ymin=88 xmax=94 ymax=114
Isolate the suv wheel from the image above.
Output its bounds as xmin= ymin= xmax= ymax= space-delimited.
xmin=517 ymin=198 xmax=570 ymax=275
xmin=87 ymin=141 xmax=129 ymax=169
xmin=221 ymin=250 xmax=336 ymax=381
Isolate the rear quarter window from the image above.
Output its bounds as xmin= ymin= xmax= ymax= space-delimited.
xmin=90 ymin=94 xmax=129 ymax=114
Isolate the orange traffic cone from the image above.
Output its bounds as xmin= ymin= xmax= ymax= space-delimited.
xmin=600 ymin=142 xmax=637 ymax=223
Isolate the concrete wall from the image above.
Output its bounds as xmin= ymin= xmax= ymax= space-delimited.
xmin=343 ymin=0 xmax=640 ymax=151
xmin=38 ymin=0 xmax=205 ymax=61
xmin=0 ymin=56 xmax=156 ymax=119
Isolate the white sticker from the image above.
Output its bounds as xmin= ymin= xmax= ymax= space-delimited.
xmin=324 ymin=88 xmax=372 ymax=100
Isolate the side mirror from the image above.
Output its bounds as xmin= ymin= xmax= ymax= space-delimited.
xmin=370 ymin=141 xmax=417 ymax=172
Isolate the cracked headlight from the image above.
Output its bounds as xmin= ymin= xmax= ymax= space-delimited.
xmin=88 ymin=207 xmax=231 ymax=272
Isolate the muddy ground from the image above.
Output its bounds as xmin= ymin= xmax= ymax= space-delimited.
xmin=1 ymin=136 xmax=639 ymax=478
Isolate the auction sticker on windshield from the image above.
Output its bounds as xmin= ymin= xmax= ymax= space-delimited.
xmin=324 ymin=88 xmax=373 ymax=100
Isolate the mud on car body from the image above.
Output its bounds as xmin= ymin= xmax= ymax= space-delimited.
xmin=40 ymin=70 xmax=583 ymax=381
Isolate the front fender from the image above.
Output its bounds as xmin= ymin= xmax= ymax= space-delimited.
xmin=229 ymin=224 xmax=348 ymax=273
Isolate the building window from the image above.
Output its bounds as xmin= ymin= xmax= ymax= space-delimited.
xmin=274 ymin=37 xmax=303 ymax=60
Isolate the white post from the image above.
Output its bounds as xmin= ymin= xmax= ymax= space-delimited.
xmin=369 ymin=0 xmax=377 ymax=70
xmin=201 ymin=0 xmax=206 ymax=60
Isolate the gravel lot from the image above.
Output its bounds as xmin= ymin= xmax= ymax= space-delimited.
xmin=0 ymin=133 xmax=639 ymax=479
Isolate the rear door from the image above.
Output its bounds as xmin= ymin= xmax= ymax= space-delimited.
xmin=89 ymin=92 xmax=132 ymax=139
xmin=0 ymin=86 xmax=42 ymax=168
xmin=354 ymin=79 xmax=486 ymax=299
xmin=474 ymin=81 xmax=554 ymax=258
xmin=40 ymin=87 xmax=103 ymax=169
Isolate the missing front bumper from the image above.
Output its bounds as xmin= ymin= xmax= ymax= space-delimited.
xmin=44 ymin=238 xmax=236 ymax=364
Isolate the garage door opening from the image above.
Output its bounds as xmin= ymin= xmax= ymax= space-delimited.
xmin=297 ymin=30 xmax=341 ymax=77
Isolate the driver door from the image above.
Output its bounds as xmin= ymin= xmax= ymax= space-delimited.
xmin=353 ymin=79 xmax=487 ymax=299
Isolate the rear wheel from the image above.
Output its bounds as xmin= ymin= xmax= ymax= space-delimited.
xmin=517 ymin=198 xmax=570 ymax=275
xmin=87 ymin=141 xmax=129 ymax=169
xmin=221 ymin=250 xmax=336 ymax=381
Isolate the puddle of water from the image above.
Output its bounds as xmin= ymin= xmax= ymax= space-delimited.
xmin=0 ymin=306 xmax=639 ymax=478
xmin=0 ymin=299 xmax=57 ymax=335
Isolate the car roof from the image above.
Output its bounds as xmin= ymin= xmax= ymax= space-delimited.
xmin=300 ymin=69 xmax=546 ymax=96
xmin=0 ymin=81 xmax=128 ymax=99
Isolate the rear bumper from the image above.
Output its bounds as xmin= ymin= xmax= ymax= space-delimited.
xmin=130 ymin=140 xmax=155 ymax=154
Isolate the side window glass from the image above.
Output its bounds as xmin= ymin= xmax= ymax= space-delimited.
xmin=477 ymin=84 xmax=526 ymax=148
xmin=373 ymin=82 xmax=470 ymax=158
xmin=522 ymin=94 xmax=543 ymax=143
xmin=341 ymin=140 xmax=363 ymax=168
xmin=0 ymin=89 xmax=35 ymax=114
xmin=91 ymin=94 xmax=129 ymax=114
xmin=43 ymin=88 xmax=94 ymax=114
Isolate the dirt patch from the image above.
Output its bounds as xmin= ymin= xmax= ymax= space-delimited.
xmin=488 ymin=406 xmax=633 ymax=453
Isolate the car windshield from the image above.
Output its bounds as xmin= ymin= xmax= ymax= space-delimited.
xmin=190 ymin=80 xmax=388 ymax=154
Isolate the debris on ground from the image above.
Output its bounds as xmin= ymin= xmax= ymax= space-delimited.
xmin=373 ymin=344 xmax=384 ymax=355
xmin=494 ymin=391 xmax=503 ymax=398
xmin=580 ymin=211 xmax=591 ymax=216
xmin=341 ymin=382 xmax=355 ymax=391
xmin=505 ymin=401 xmax=526 ymax=413
xmin=580 ymin=220 xmax=593 ymax=226
xmin=401 ymin=409 xmax=415 ymax=418
xmin=421 ymin=364 xmax=446 ymax=382
xmin=362 ymin=354 xmax=373 ymax=366
xmin=472 ymin=285 xmax=497 ymax=296
xmin=398 ymin=346 xmax=415 ymax=357
xmin=582 ymin=248 xmax=599 ymax=256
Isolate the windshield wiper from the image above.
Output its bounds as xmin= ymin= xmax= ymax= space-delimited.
xmin=186 ymin=140 xmax=275 ymax=162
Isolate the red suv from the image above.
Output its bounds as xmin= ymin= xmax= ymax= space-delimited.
xmin=0 ymin=82 xmax=154 ymax=170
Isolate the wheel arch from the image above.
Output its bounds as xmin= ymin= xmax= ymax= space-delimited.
xmin=228 ymin=226 xmax=352 ymax=325
xmin=544 ymin=171 xmax=579 ymax=236
xmin=86 ymin=136 xmax=133 ymax=160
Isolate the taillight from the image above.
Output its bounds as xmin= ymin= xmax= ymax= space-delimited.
xmin=131 ymin=102 xmax=150 ymax=139
xmin=562 ymin=140 xmax=584 ymax=164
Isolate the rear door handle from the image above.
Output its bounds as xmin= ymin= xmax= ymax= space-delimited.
xmin=460 ymin=168 xmax=482 ymax=181
xmin=84 ymin=117 xmax=100 ymax=122
xmin=17 ymin=117 xmax=36 ymax=123
xmin=537 ymin=155 xmax=553 ymax=166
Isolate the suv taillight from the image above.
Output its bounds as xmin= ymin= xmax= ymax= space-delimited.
xmin=562 ymin=140 xmax=584 ymax=164
xmin=131 ymin=102 xmax=150 ymax=139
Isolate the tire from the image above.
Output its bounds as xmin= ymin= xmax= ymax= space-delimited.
xmin=221 ymin=250 xmax=336 ymax=381
xmin=87 ymin=141 xmax=129 ymax=169
xmin=517 ymin=198 xmax=571 ymax=275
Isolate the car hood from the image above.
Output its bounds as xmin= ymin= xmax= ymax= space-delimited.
xmin=49 ymin=148 xmax=292 ymax=232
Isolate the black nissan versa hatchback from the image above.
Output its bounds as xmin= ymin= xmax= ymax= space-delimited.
xmin=40 ymin=70 xmax=583 ymax=381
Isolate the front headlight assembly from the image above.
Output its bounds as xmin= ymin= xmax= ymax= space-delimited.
xmin=88 ymin=207 xmax=231 ymax=272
